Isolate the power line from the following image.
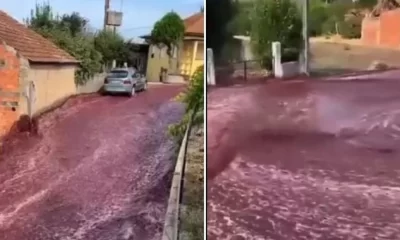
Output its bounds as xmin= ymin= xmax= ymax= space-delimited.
xmin=121 ymin=26 xmax=153 ymax=31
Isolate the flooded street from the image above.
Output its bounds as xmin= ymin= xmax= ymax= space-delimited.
xmin=207 ymin=72 xmax=400 ymax=240
xmin=0 ymin=85 xmax=184 ymax=240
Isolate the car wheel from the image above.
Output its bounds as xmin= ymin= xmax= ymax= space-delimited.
xmin=100 ymin=86 xmax=108 ymax=96
xmin=129 ymin=86 xmax=136 ymax=97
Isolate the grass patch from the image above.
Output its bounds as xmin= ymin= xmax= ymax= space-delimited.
xmin=180 ymin=124 xmax=204 ymax=240
xmin=310 ymin=41 xmax=400 ymax=76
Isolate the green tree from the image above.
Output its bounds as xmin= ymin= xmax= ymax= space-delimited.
xmin=309 ymin=0 xmax=329 ymax=36
xmin=151 ymin=11 xmax=185 ymax=57
xmin=25 ymin=1 xmax=56 ymax=29
xmin=321 ymin=0 xmax=352 ymax=35
xmin=180 ymin=66 xmax=203 ymax=114
xmin=168 ymin=66 xmax=204 ymax=140
xmin=229 ymin=1 xmax=253 ymax=35
xmin=26 ymin=2 xmax=103 ymax=85
xmin=36 ymin=26 xmax=102 ymax=84
xmin=251 ymin=0 xmax=302 ymax=68
xmin=356 ymin=0 xmax=377 ymax=9
xmin=206 ymin=0 xmax=236 ymax=62
xmin=58 ymin=12 xmax=88 ymax=37
xmin=94 ymin=30 xmax=129 ymax=68
xmin=25 ymin=3 xmax=88 ymax=36
xmin=306 ymin=0 xmax=376 ymax=38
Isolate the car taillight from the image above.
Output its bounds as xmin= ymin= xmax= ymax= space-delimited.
xmin=104 ymin=78 xmax=109 ymax=84
xmin=123 ymin=80 xmax=131 ymax=84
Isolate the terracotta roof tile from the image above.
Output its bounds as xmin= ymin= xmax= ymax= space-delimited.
xmin=0 ymin=10 xmax=78 ymax=64
xmin=184 ymin=12 xmax=203 ymax=36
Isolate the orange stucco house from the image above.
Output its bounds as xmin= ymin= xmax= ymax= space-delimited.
xmin=142 ymin=12 xmax=204 ymax=82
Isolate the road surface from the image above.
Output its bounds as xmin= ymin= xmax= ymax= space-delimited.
xmin=0 ymin=85 xmax=184 ymax=240
xmin=207 ymin=71 xmax=400 ymax=240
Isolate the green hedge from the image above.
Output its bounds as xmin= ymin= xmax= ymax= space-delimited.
xmin=168 ymin=66 xmax=204 ymax=140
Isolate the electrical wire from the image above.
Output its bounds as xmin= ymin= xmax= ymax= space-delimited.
xmin=121 ymin=26 xmax=153 ymax=31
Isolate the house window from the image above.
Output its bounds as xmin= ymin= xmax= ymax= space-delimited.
xmin=196 ymin=42 xmax=204 ymax=60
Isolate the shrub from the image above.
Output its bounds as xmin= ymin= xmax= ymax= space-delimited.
xmin=309 ymin=0 xmax=329 ymax=36
xmin=94 ymin=30 xmax=129 ymax=68
xmin=250 ymin=0 xmax=302 ymax=69
xmin=322 ymin=16 xmax=339 ymax=35
xmin=339 ymin=16 xmax=363 ymax=39
xmin=35 ymin=26 xmax=102 ymax=85
xmin=228 ymin=1 xmax=254 ymax=35
xmin=260 ymin=48 xmax=300 ymax=70
xmin=151 ymin=11 xmax=185 ymax=57
xmin=169 ymin=66 xmax=204 ymax=140
xmin=206 ymin=0 xmax=236 ymax=61
xmin=26 ymin=2 xmax=104 ymax=85
xmin=179 ymin=66 xmax=204 ymax=113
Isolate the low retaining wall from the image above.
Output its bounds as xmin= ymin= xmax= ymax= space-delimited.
xmin=166 ymin=74 xmax=186 ymax=83
xmin=76 ymin=73 xmax=107 ymax=94
xmin=32 ymin=73 xmax=106 ymax=122
xmin=161 ymin=109 xmax=197 ymax=240
xmin=276 ymin=61 xmax=300 ymax=79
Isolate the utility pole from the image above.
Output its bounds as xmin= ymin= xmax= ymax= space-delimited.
xmin=302 ymin=0 xmax=310 ymax=75
xmin=104 ymin=0 xmax=110 ymax=31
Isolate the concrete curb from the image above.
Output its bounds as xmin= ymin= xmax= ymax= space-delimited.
xmin=161 ymin=111 xmax=195 ymax=240
xmin=320 ymin=68 xmax=400 ymax=81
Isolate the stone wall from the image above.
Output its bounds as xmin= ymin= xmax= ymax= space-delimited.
xmin=76 ymin=73 xmax=107 ymax=94
xmin=362 ymin=9 xmax=400 ymax=48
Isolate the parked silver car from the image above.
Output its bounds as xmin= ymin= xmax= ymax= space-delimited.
xmin=103 ymin=68 xmax=147 ymax=97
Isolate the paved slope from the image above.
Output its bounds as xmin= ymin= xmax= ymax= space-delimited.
xmin=208 ymin=73 xmax=400 ymax=240
xmin=0 ymin=85 xmax=184 ymax=240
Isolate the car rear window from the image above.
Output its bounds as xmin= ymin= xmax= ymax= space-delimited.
xmin=108 ymin=70 xmax=129 ymax=78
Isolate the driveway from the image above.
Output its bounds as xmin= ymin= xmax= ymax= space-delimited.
xmin=207 ymin=71 xmax=400 ymax=240
xmin=0 ymin=85 xmax=184 ymax=240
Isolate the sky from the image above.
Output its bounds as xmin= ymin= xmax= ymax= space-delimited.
xmin=0 ymin=0 xmax=203 ymax=40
